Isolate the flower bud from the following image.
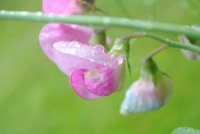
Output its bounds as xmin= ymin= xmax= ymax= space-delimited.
xmin=180 ymin=25 xmax=200 ymax=60
xmin=109 ymin=38 xmax=131 ymax=74
xmin=120 ymin=59 xmax=173 ymax=114
xmin=180 ymin=35 xmax=199 ymax=60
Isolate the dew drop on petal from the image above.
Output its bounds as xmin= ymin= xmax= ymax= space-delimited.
xmin=69 ymin=41 xmax=82 ymax=47
xmin=116 ymin=57 xmax=124 ymax=64
xmin=90 ymin=59 xmax=95 ymax=62
xmin=93 ymin=45 xmax=105 ymax=52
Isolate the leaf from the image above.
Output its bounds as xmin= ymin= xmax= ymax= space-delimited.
xmin=172 ymin=127 xmax=200 ymax=134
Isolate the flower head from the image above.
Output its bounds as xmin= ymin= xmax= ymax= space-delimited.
xmin=40 ymin=0 xmax=125 ymax=100
xmin=53 ymin=41 xmax=125 ymax=100
xmin=42 ymin=0 xmax=94 ymax=15
xmin=39 ymin=23 xmax=125 ymax=100
xmin=120 ymin=59 xmax=173 ymax=114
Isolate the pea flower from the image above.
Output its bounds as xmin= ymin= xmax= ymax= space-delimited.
xmin=43 ymin=0 xmax=94 ymax=15
xmin=53 ymin=41 xmax=125 ymax=100
xmin=120 ymin=59 xmax=173 ymax=114
xmin=39 ymin=23 xmax=125 ymax=100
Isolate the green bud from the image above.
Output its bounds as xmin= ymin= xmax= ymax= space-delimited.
xmin=109 ymin=38 xmax=131 ymax=74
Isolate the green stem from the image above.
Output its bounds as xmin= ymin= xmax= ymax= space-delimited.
xmin=143 ymin=45 xmax=168 ymax=62
xmin=119 ymin=32 xmax=200 ymax=54
xmin=0 ymin=11 xmax=200 ymax=54
xmin=0 ymin=11 xmax=200 ymax=38
xmin=145 ymin=33 xmax=200 ymax=54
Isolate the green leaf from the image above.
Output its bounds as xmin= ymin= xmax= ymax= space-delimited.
xmin=172 ymin=127 xmax=200 ymax=134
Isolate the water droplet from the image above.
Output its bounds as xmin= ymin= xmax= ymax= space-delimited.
xmin=103 ymin=63 xmax=107 ymax=66
xmin=90 ymin=59 xmax=94 ymax=62
xmin=191 ymin=25 xmax=200 ymax=31
xmin=69 ymin=41 xmax=81 ymax=47
xmin=69 ymin=49 xmax=76 ymax=54
xmin=93 ymin=45 xmax=104 ymax=52
xmin=117 ymin=57 xmax=124 ymax=64
xmin=20 ymin=11 xmax=29 ymax=16
xmin=103 ymin=17 xmax=111 ymax=25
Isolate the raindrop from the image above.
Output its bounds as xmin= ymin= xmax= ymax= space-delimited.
xmin=117 ymin=57 xmax=124 ymax=64
xmin=93 ymin=45 xmax=105 ymax=52
xmin=69 ymin=49 xmax=76 ymax=55
xmin=69 ymin=41 xmax=81 ymax=47
xmin=90 ymin=59 xmax=95 ymax=62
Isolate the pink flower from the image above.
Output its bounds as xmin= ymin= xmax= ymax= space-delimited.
xmin=53 ymin=41 xmax=125 ymax=100
xmin=39 ymin=23 xmax=125 ymax=100
xmin=120 ymin=59 xmax=173 ymax=114
xmin=40 ymin=0 xmax=124 ymax=100
xmin=42 ymin=0 xmax=94 ymax=15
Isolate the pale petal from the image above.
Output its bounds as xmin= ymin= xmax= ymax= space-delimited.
xmin=39 ymin=23 xmax=93 ymax=61
xmin=53 ymin=41 xmax=118 ymax=76
xmin=120 ymin=79 xmax=163 ymax=114
xmin=42 ymin=0 xmax=83 ymax=15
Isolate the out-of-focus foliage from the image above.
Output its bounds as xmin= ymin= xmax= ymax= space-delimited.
xmin=172 ymin=127 xmax=200 ymax=134
xmin=0 ymin=0 xmax=200 ymax=134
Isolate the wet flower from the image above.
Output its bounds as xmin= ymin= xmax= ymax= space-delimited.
xmin=42 ymin=0 xmax=94 ymax=15
xmin=40 ymin=0 xmax=125 ymax=100
xmin=53 ymin=41 xmax=125 ymax=100
xmin=120 ymin=59 xmax=173 ymax=114
xmin=39 ymin=23 xmax=125 ymax=100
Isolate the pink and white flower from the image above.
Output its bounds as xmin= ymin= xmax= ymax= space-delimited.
xmin=39 ymin=24 xmax=125 ymax=100
xmin=53 ymin=41 xmax=124 ymax=99
xmin=120 ymin=59 xmax=173 ymax=114
xmin=40 ymin=0 xmax=125 ymax=100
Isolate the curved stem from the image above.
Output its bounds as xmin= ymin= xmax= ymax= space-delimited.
xmin=119 ymin=32 xmax=200 ymax=54
xmin=0 ymin=11 xmax=200 ymax=38
xmin=143 ymin=45 xmax=168 ymax=62
xmin=145 ymin=33 xmax=200 ymax=54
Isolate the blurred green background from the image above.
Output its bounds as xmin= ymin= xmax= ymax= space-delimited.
xmin=0 ymin=0 xmax=200 ymax=134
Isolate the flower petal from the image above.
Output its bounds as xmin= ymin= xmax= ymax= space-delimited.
xmin=53 ymin=41 xmax=118 ymax=75
xmin=42 ymin=0 xmax=83 ymax=15
xmin=39 ymin=23 xmax=93 ymax=61
xmin=70 ymin=69 xmax=99 ymax=100
xmin=84 ymin=66 xmax=118 ymax=96
xmin=120 ymin=79 xmax=163 ymax=114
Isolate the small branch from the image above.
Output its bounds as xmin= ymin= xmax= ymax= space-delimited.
xmin=121 ymin=33 xmax=146 ymax=40
xmin=145 ymin=33 xmax=200 ymax=54
xmin=0 ymin=11 xmax=200 ymax=38
xmin=0 ymin=11 xmax=200 ymax=54
xmin=143 ymin=45 xmax=168 ymax=62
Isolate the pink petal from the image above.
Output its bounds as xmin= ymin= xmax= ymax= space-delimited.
xmin=84 ymin=66 xmax=118 ymax=96
xmin=70 ymin=69 xmax=99 ymax=100
xmin=39 ymin=23 xmax=93 ymax=61
xmin=53 ymin=41 xmax=118 ymax=76
xmin=42 ymin=0 xmax=83 ymax=15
